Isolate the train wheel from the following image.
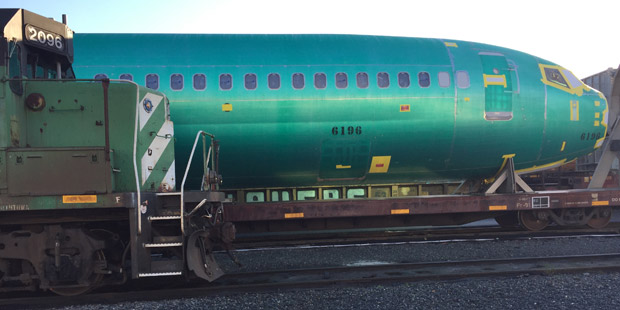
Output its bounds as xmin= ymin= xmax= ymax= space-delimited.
xmin=49 ymin=250 xmax=105 ymax=296
xmin=587 ymin=207 xmax=612 ymax=229
xmin=518 ymin=210 xmax=550 ymax=231
xmin=494 ymin=213 xmax=519 ymax=228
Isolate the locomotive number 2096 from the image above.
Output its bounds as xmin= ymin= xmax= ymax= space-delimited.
xmin=25 ymin=24 xmax=64 ymax=51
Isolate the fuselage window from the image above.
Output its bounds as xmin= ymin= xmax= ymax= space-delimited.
xmin=219 ymin=74 xmax=232 ymax=90
xmin=94 ymin=73 xmax=108 ymax=80
xmin=268 ymin=73 xmax=281 ymax=90
xmin=119 ymin=73 xmax=133 ymax=81
xmin=357 ymin=72 xmax=369 ymax=88
xmin=456 ymin=71 xmax=470 ymax=89
xmin=418 ymin=72 xmax=430 ymax=88
xmin=292 ymin=73 xmax=305 ymax=89
xmin=314 ymin=73 xmax=327 ymax=89
xmin=377 ymin=72 xmax=390 ymax=88
xmin=193 ymin=74 xmax=206 ymax=90
xmin=544 ymin=68 xmax=568 ymax=87
xmin=335 ymin=72 xmax=348 ymax=89
xmin=171 ymin=74 xmax=183 ymax=90
xmin=438 ymin=72 xmax=450 ymax=88
xmin=146 ymin=74 xmax=159 ymax=90
xmin=398 ymin=72 xmax=410 ymax=88
xmin=245 ymin=73 xmax=257 ymax=90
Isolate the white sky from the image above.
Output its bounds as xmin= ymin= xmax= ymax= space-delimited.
xmin=5 ymin=0 xmax=619 ymax=78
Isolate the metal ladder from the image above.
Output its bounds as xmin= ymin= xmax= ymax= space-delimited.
xmin=132 ymin=131 xmax=219 ymax=278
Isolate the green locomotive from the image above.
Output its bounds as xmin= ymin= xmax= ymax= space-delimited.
xmin=0 ymin=9 xmax=231 ymax=295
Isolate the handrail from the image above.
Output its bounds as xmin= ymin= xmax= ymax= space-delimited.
xmin=181 ymin=131 xmax=215 ymax=235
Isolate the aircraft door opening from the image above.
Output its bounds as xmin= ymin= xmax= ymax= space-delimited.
xmin=480 ymin=53 xmax=513 ymax=121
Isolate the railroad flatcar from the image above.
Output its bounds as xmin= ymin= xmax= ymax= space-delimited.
xmin=0 ymin=9 xmax=232 ymax=295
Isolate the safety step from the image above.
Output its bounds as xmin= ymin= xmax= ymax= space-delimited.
xmin=143 ymin=242 xmax=183 ymax=248
xmin=138 ymin=272 xmax=182 ymax=278
xmin=148 ymin=215 xmax=181 ymax=221
xmin=153 ymin=235 xmax=183 ymax=244
xmin=156 ymin=192 xmax=182 ymax=196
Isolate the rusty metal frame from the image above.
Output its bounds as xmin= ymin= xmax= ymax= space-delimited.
xmin=224 ymin=189 xmax=619 ymax=222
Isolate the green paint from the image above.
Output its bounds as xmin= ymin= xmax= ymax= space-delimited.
xmin=69 ymin=34 xmax=607 ymax=190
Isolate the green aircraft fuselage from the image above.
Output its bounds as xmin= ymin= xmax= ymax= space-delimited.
xmin=72 ymin=34 xmax=608 ymax=190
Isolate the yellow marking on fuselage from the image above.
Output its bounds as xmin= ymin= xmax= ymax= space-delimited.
xmin=222 ymin=103 xmax=233 ymax=112
xmin=561 ymin=141 xmax=566 ymax=152
xmin=483 ymin=74 xmax=507 ymax=88
xmin=595 ymin=101 xmax=601 ymax=107
xmin=595 ymin=112 xmax=600 ymax=118
xmin=595 ymin=121 xmax=600 ymax=127
xmin=464 ymin=97 xmax=470 ymax=102
xmin=570 ymin=100 xmax=579 ymax=121
xmin=400 ymin=104 xmax=410 ymax=112
xmin=444 ymin=42 xmax=458 ymax=47
xmin=336 ymin=165 xmax=351 ymax=169
xmin=595 ymin=100 xmax=609 ymax=149
xmin=369 ymin=156 xmax=391 ymax=173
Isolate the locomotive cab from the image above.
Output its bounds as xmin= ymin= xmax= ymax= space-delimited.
xmin=0 ymin=9 xmax=231 ymax=295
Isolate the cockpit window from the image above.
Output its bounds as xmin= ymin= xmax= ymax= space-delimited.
xmin=544 ymin=68 xmax=568 ymax=87
xmin=561 ymin=69 xmax=583 ymax=88
xmin=539 ymin=64 xmax=589 ymax=97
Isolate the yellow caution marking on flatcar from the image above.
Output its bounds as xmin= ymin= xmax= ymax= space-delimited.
xmin=336 ymin=165 xmax=351 ymax=169
xmin=444 ymin=42 xmax=458 ymax=47
xmin=63 ymin=195 xmax=97 ymax=204
xmin=369 ymin=156 xmax=391 ymax=173
xmin=592 ymin=201 xmax=609 ymax=206
xmin=222 ymin=103 xmax=232 ymax=112
xmin=561 ymin=141 xmax=566 ymax=152
xmin=284 ymin=212 xmax=304 ymax=219
xmin=391 ymin=209 xmax=410 ymax=214
xmin=489 ymin=205 xmax=507 ymax=211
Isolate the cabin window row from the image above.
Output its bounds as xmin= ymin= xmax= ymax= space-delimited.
xmin=94 ymin=71 xmax=470 ymax=91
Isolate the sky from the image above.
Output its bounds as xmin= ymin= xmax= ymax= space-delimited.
xmin=4 ymin=0 xmax=619 ymax=78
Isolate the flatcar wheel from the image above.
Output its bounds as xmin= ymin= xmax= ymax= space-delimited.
xmin=49 ymin=250 xmax=105 ymax=296
xmin=518 ymin=210 xmax=550 ymax=231
xmin=587 ymin=207 xmax=612 ymax=229
xmin=495 ymin=213 xmax=519 ymax=228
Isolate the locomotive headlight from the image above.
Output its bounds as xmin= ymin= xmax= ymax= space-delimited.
xmin=25 ymin=93 xmax=46 ymax=111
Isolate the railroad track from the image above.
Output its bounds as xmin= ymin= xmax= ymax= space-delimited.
xmin=5 ymin=253 xmax=620 ymax=309
xmin=234 ymin=224 xmax=620 ymax=249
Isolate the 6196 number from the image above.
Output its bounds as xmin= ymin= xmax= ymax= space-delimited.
xmin=332 ymin=126 xmax=362 ymax=136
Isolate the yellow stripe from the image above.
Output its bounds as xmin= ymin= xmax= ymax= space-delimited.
xmin=592 ymin=201 xmax=609 ymax=206
xmin=489 ymin=205 xmax=507 ymax=211
xmin=63 ymin=195 xmax=97 ymax=204
xmin=391 ymin=209 xmax=410 ymax=214
xmin=336 ymin=165 xmax=351 ymax=169
xmin=285 ymin=212 xmax=304 ymax=219
xmin=561 ymin=141 xmax=566 ymax=152
xmin=222 ymin=103 xmax=232 ymax=112
xmin=444 ymin=42 xmax=458 ymax=47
